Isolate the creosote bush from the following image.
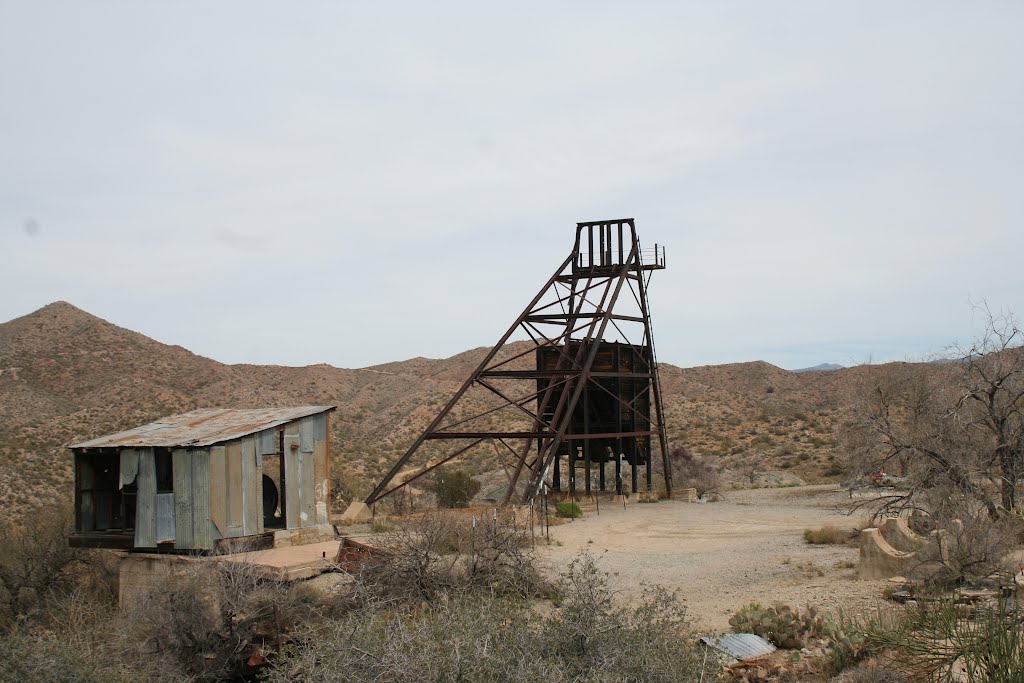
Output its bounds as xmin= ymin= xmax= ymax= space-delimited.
xmin=555 ymin=501 xmax=582 ymax=519
xmin=352 ymin=509 xmax=542 ymax=604
xmin=429 ymin=469 xmax=481 ymax=508
xmin=267 ymin=551 xmax=704 ymax=683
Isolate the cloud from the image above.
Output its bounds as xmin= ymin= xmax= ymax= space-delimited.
xmin=0 ymin=2 xmax=1021 ymax=369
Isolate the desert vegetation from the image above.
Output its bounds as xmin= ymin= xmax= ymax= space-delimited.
xmin=842 ymin=308 xmax=1024 ymax=587
xmin=0 ymin=508 xmax=708 ymax=683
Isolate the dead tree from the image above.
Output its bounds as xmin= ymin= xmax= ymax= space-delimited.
xmin=846 ymin=305 xmax=1024 ymax=520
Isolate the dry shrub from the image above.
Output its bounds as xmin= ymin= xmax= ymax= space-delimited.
xmin=668 ymin=445 xmax=720 ymax=496
xmin=0 ymin=626 xmax=134 ymax=683
xmin=830 ymin=664 xmax=907 ymax=683
xmin=545 ymin=552 xmax=702 ymax=681
xmin=804 ymin=525 xmax=853 ymax=545
xmin=267 ymin=551 xmax=703 ymax=683
xmin=0 ymin=506 xmax=77 ymax=623
xmin=909 ymin=495 xmax=1020 ymax=585
xmin=352 ymin=509 xmax=542 ymax=604
xmin=122 ymin=555 xmax=326 ymax=682
xmin=852 ymin=598 xmax=1024 ymax=683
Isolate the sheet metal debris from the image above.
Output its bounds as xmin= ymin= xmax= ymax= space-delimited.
xmin=700 ymin=633 xmax=777 ymax=664
xmin=71 ymin=406 xmax=336 ymax=449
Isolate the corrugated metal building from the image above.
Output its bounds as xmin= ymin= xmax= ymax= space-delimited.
xmin=69 ymin=406 xmax=336 ymax=552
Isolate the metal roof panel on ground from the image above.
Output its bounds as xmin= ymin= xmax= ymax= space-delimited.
xmin=700 ymin=633 xmax=777 ymax=664
xmin=71 ymin=406 xmax=336 ymax=449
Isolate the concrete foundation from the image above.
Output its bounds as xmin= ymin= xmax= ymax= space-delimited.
xmin=858 ymin=528 xmax=917 ymax=579
xmin=859 ymin=521 xmax=957 ymax=580
xmin=878 ymin=517 xmax=925 ymax=553
xmin=340 ymin=501 xmax=374 ymax=524
xmin=273 ymin=524 xmax=335 ymax=548
xmin=117 ymin=552 xmax=210 ymax=609
xmin=117 ymin=539 xmax=343 ymax=608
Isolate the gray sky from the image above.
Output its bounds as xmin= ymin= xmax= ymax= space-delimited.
xmin=2 ymin=2 xmax=1022 ymax=370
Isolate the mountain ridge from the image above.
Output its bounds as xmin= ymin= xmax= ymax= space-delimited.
xmin=0 ymin=301 xmax=920 ymax=514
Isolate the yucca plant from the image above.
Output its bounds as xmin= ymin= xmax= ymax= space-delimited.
xmin=857 ymin=597 xmax=1024 ymax=682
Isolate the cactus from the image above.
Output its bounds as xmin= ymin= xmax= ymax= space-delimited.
xmin=728 ymin=602 xmax=831 ymax=648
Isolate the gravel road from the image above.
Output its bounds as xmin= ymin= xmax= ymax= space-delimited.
xmin=538 ymin=485 xmax=890 ymax=632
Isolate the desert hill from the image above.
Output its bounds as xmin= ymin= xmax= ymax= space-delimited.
xmin=0 ymin=302 xmax=913 ymax=514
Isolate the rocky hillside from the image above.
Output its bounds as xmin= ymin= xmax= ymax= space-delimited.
xmin=0 ymin=302 xmax=913 ymax=514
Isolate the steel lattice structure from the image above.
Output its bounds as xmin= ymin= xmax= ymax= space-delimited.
xmin=364 ymin=219 xmax=671 ymax=506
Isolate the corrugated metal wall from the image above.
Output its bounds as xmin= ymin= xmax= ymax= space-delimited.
xmin=285 ymin=413 xmax=329 ymax=530
xmin=85 ymin=410 xmax=332 ymax=550
xmin=134 ymin=448 xmax=156 ymax=547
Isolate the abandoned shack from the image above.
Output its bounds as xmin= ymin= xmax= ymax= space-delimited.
xmin=69 ymin=406 xmax=336 ymax=552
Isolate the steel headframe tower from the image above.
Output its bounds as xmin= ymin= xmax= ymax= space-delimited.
xmin=362 ymin=219 xmax=671 ymax=507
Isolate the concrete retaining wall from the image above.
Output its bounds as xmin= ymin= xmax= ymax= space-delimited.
xmin=878 ymin=517 xmax=925 ymax=553
xmin=858 ymin=528 xmax=918 ymax=579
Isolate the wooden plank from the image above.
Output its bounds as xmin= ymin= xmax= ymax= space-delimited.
xmin=300 ymin=450 xmax=315 ymax=528
xmin=172 ymin=449 xmax=194 ymax=549
xmin=209 ymin=445 xmax=226 ymax=536
xmin=134 ymin=448 xmax=156 ymax=548
xmin=284 ymin=433 xmax=301 ymax=530
xmin=191 ymin=449 xmax=212 ymax=550
xmin=225 ymin=441 xmax=243 ymax=537
xmin=313 ymin=439 xmax=328 ymax=525
xmin=241 ymin=437 xmax=258 ymax=536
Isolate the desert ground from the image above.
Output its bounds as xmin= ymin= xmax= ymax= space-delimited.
xmin=538 ymin=485 xmax=890 ymax=632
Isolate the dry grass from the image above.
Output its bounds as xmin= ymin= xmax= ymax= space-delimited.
xmin=803 ymin=525 xmax=853 ymax=545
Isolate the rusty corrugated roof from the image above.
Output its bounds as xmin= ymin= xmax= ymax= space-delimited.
xmin=70 ymin=406 xmax=336 ymax=449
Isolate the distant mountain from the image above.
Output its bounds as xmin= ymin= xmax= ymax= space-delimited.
xmin=792 ymin=363 xmax=845 ymax=373
xmin=0 ymin=302 xmax=931 ymax=516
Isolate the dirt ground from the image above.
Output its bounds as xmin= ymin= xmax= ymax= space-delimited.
xmin=538 ymin=484 xmax=891 ymax=632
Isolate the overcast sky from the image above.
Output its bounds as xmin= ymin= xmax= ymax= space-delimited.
xmin=2 ymin=2 xmax=1022 ymax=370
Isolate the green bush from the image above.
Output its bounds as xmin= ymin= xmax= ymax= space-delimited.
xmin=555 ymin=501 xmax=582 ymax=519
xmin=429 ymin=470 xmax=481 ymax=508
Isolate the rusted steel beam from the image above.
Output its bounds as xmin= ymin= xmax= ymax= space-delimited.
xmin=372 ymin=438 xmax=485 ymax=502
xmin=481 ymin=370 xmax=653 ymax=379
xmin=522 ymin=245 xmax=639 ymax=502
xmin=363 ymin=254 xmax=574 ymax=506
xmin=523 ymin=313 xmax=646 ymax=323
xmin=364 ymin=219 xmax=673 ymax=507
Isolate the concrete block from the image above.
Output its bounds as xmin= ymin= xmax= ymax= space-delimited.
xmin=117 ymin=553 xmax=212 ymax=610
xmin=879 ymin=517 xmax=925 ymax=553
xmin=858 ymin=528 xmax=917 ymax=579
xmin=340 ymin=501 xmax=373 ymax=524
xmin=678 ymin=487 xmax=698 ymax=503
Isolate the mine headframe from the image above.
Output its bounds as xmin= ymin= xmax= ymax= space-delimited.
xmin=362 ymin=219 xmax=671 ymax=507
